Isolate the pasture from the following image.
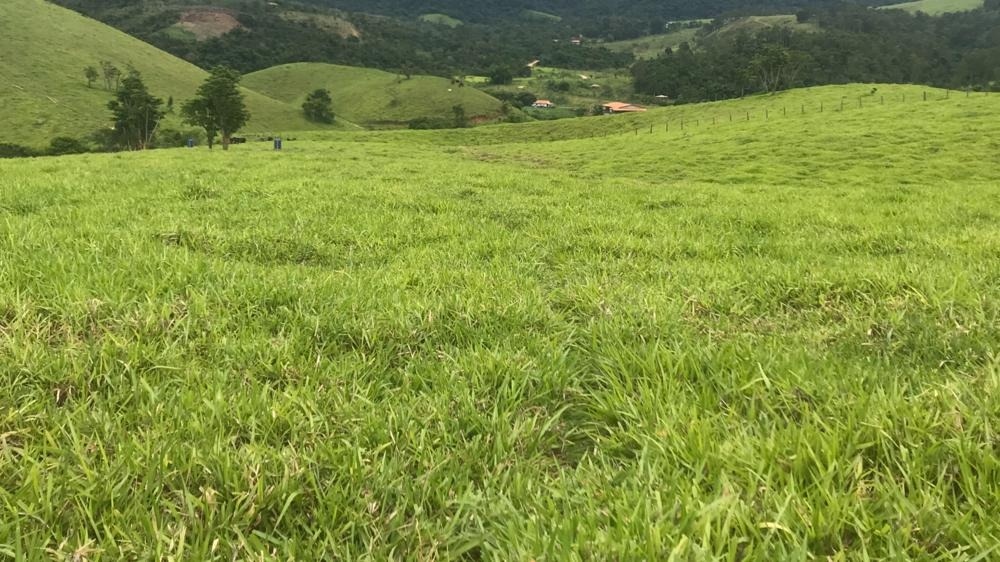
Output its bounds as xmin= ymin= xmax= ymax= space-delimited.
xmin=1 ymin=85 xmax=999 ymax=559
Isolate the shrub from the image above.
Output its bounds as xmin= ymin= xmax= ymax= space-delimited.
xmin=46 ymin=137 xmax=90 ymax=156
xmin=0 ymin=144 xmax=38 ymax=158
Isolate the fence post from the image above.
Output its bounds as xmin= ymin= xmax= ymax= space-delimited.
xmin=783 ymin=107 xmax=786 ymax=116
xmin=765 ymin=109 xmax=768 ymax=120
xmin=840 ymin=99 xmax=844 ymax=111
xmin=729 ymin=112 xmax=733 ymax=122
xmin=858 ymin=97 xmax=862 ymax=109
xmin=820 ymin=102 xmax=823 ymax=113
xmin=649 ymin=124 xmax=653 ymax=134
xmin=746 ymin=111 xmax=750 ymax=121
xmin=923 ymin=91 xmax=927 ymax=101
xmin=635 ymin=127 xmax=638 ymax=135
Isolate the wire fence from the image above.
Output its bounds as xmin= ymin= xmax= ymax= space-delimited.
xmin=589 ymin=89 xmax=993 ymax=141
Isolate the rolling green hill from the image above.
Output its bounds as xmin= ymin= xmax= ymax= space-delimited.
xmin=881 ymin=0 xmax=984 ymax=14
xmin=243 ymin=63 xmax=505 ymax=127
xmin=2 ymin=83 xmax=999 ymax=558
xmin=0 ymin=0 xmax=341 ymax=148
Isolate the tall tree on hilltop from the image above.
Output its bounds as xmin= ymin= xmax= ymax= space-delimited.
xmin=182 ymin=66 xmax=250 ymax=151
xmin=107 ymin=70 xmax=165 ymax=151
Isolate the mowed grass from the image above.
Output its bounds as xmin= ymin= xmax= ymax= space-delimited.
xmin=881 ymin=0 xmax=984 ymax=14
xmin=2 ymin=86 xmax=1000 ymax=559
xmin=243 ymin=63 xmax=503 ymax=127
xmin=0 ymin=0 xmax=339 ymax=147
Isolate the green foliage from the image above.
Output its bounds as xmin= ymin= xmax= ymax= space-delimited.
xmin=182 ymin=66 xmax=250 ymax=150
xmin=1 ymin=84 xmax=999 ymax=558
xmin=0 ymin=144 xmax=37 ymax=158
xmin=302 ymin=89 xmax=335 ymax=124
xmin=451 ymin=104 xmax=467 ymax=128
xmin=83 ymin=65 xmax=98 ymax=88
xmin=100 ymin=60 xmax=121 ymax=91
xmin=489 ymin=66 xmax=514 ymax=85
xmin=107 ymin=70 xmax=166 ymax=150
xmin=45 ymin=136 xmax=90 ymax=156
xmin=632 ymin=5 xmax=1000 ymax=102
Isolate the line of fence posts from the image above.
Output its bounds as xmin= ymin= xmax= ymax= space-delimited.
xmin=609 ymin=89 xmax=987 ymax=137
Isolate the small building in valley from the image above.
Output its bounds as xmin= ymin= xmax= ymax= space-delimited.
xmin=532 ymin=99 xmax=556 ymax=108
xmin=602 ymin=102 xmax=647 ymax=114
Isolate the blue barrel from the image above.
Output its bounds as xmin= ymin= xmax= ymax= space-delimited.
xmin=274 ymin=137 xmax=282 ymax=151
xmin=186 ymin=138 xmax=194 ymax=148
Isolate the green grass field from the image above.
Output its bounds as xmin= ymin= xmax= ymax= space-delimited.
xmin=881 ymin=0 xmax=984 ymax=14
xmin=0 ymin=0 xmax=339 ymax=148
xmin=243 ymin=63 xmax=504 ymax=127
xmin=2 ymin=84 xmax=999 ymax=559
xmin=604 ymin=27 xmax=702 ymax=59
xmin=418 ymin=13 xmax=464 ymax=27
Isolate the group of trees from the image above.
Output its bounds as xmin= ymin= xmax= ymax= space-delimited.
xmin=632 ymin=3 xmax=1000 ymax=103
xmin=83 ymin=61 xmax=123 ymax=91
xmin=70 ymin=66 xmax=252 ymax=153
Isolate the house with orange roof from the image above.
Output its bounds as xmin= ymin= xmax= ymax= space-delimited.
xmin=532 ymin=99 xmax=556 ymax=108
xmin=602 ymin=102 xmax=647 ymax=114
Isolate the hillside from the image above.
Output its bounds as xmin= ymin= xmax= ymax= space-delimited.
xmin=0 ymin=0 xmax=339 ymax=148
xmin=2 ymin=83 xmax=999 ymax=558
xmin=243 ymin=63 xmax=506 ymax=127
xmin=881 ymin=0 xmax=985 ymax=14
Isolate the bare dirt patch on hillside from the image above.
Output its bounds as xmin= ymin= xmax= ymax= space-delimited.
xmin=178 ymin=9 xmax=242 ymax=40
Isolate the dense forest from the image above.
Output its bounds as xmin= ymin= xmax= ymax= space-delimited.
xmin=632 ymin=3 xmax=1000 ymax=103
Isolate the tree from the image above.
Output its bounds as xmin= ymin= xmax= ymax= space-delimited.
xmin=749 ymin=45 xmax=811 ymax=95
xmin=100 ymin=61 xmax=121 ymax=91
xmin=489 ymin=66 xmax=514 ymax=85
xmin=47 ymin=137 xmax=89 ymax=156
xmin=181 ymin=66 xmax=251 ymax=151
xmin=302 ymin=89 xmax=335 ymax=123
xmin=84 ymin=66 xmax=99 ymax=88
xmin=451 ymin=104 xmax=468 ymax=128
xmin=107 ymin=70 xmax=165 ymax=150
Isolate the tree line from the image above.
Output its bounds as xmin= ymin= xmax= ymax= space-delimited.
xmin=632 ymin=4 xmax=1000 ymax=103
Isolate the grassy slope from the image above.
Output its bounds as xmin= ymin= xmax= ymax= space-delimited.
xmin=881 ymin=0 xmax=984 ymax=14
xmin=243 ymin=63 xmax=504 ymax=127
xmin=2 ymin=85 xmax=1000 ymax=558
xmin=418 ymin=13 xmax=463 ymax=27
xmin=0 ymin=0 xmax=338 ymax=147
xmin=604 ymin=27 xmax=701 ymax=59
xmin=606 ymin=16 xmax=815 ymax=60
